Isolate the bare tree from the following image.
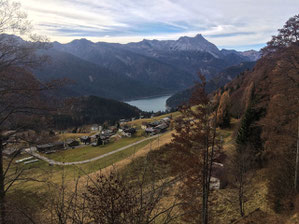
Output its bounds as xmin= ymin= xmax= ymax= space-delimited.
xmin=0 ymin=67 xmax=63 ymax=223
xmin=261 ymin=44 xmax=299 ymax=211
xmin=47 ymin=164 xmax=180 ymax=224
xmin=83 ymin=156 xmax=181 ymax=224
xmin=295 ymin=116 xmax=299 ymax=192
xmin=169 ymin=74 xmax=220 ymax=223
xmin=0 ymin=1 xmax=60 ymax=223
xmin=0 ymin=0 xmax=49 ymax=71
xmin=262 ymin=14 xmax=299 ymax=55
xmin=229 ymin=145 xmax=254 ymax=217
xmin=46 ymin=169 xmax=89 ymax=224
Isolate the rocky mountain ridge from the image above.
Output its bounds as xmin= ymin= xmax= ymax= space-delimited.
xmin=33 ymin=34 xmax=261 ymax=101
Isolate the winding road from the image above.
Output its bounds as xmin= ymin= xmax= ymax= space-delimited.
xmin=25 ymin=135 xmax=160 ymax=166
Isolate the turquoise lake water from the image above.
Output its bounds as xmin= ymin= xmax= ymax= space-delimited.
xmin=125 ymin=95 xmax=172 ymax=112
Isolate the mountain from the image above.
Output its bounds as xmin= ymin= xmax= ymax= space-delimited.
xmin=52 ymin=34 xmax=260 ymax=85
xmin=54 ymin=95 xmax=142 ymax=129
xmin=30 ymin=34 xmax=261 ymax=101
xmin=34 ymin=49 xmax=165 ymax=100
xmin=220 ymin=49 xmax=261 ymax=61
xmin=166 ymin=61 xmax=256 ymax=108
xmin=209 ymin=61 xmax=256 ymax=90
xmin=125 ymin=34 xmax=222 ymax=58
xmin=239 ymin=50 xmax=261 ymax=61
xmin=122 ymin=34 xmax=258 ymax=80
xmin=52 ymin=40 xmax=195 ymax=91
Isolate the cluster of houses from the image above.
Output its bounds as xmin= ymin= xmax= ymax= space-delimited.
xmin=26 ymin=124 xmax=138 ymax=154
xmin=36 ymin=139 xmax=80 ymax=154
xmin=143 ymin=117 xmax=171 ymax=135
xmin=5 ymin=115 xmax=172 ymax=158
xmin=2 ymin=136 xmax=80 ymax=157
xmin=80 ymin=129 xmax=115 ymax=147
xmin=118 ymin=127 xmax=136 ymax=137
xmin=32 ymin=116 xmax=172 ymax=154
xmin=79 ymin=125 xmax=137 ymax=147
xmin=7 ymin=114 xmax=227 ymax=191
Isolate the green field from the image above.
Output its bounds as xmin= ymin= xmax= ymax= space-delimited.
xmin=47 ymin=136 xmax=146 ymax=162
xmin=8 ymin=110 xmax=179 ymax=192
xmin=8 ymin=136 xmax=156 ymax=192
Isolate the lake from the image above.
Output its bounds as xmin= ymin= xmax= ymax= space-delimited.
xmin=125 ymin=95 xmax=172 ymax=112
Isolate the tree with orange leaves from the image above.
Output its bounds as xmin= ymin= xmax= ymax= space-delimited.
xmin=169 ymin=73 xmax=221 ymax=224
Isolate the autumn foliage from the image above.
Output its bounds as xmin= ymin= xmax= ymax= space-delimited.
xmin=169 ymin=75 xmax=221 ymax=223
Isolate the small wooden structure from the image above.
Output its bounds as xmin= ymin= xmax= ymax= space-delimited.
xmin=37 ymin=142 xmax=64 ymax=153
xmin=80 ymin=136 xmax=91 ymax=145
xmin=66 ymin=139 xmax=80 ymax=148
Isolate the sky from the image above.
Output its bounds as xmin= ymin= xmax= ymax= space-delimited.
xmin=20 ymin=0 xmax=299 ymax=51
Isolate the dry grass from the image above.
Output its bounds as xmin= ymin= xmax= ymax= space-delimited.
xmin=11 ymin=114 xmax=295 ymax=223
xmin=58 ymin=132 xmax=94 ymax=140
xmin=127 ymin=111 xmax=181 ymax=126
xmin=76 ymin=131 xmax=174 ymax=184
xmin=209 ymin=168 xmax=272 ymax=223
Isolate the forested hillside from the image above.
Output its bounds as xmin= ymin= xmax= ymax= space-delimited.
xmin=35 ymin=49 xmax=166 ymax=100
xmin=166 ymin=61 xmax=256 ymax=108
xmin=214 ymin=43 xmax=299 ymax=212
xmin=54 ymin=95 xmax=141 ymax=129
xmin=41 ymin=34 xmax=259 ymax=100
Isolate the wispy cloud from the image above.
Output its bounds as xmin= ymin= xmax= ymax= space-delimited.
xmin=21 ymin=0 xmax=299 ymax=50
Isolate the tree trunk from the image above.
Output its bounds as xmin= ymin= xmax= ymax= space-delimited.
xmin=202 ymin=132 xmax=209 ymax=224
xmin=0 ymin=137 xmax=6 ymax=224
xmin=295 ymin=116 xmax=299 ymax=192
xmin=238 ymin=171 xmax=245 ymax=217
xmin=202 ymin=155 xmax=207 ymax=224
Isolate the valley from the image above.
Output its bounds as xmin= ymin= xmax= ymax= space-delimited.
xmin=32 ymin=34 xmax=260 ymax=102
xmin=0 ymin=2 xmax=298 ymax=223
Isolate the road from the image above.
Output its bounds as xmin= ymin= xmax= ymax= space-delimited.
xmin=25 ymin=135 xmax=160 ymax=166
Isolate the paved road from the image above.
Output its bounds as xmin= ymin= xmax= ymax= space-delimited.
xmin=25 ymin=135 xmax=160 ymax=166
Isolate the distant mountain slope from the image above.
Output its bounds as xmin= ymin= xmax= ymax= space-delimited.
xmin=239 ymin=50 xmax=261 ymax=61
xmin=53 ymin=40 xmax=195 ymax=91
xmin=210 ymin=61 xmax=256 ymax=89
xmin=29 ymin=34 xmax=261 ymax=101
xmin=125 ymin=34 xmax=222 ymax=58
xmin=216 ymin=45 xmax=299 ymax=119
xmin=52 ymin=34 xmax=260 ymax=86
xmin=35 ymin=49 xmax=166 ymax=100
xmin=55 ymin=95 xmax=141 ymax=129
xmin=141 ymin=50 xmax=245 ymax=80
xmin=166 ymin=61 xmax=256 ymax=108
xmin=122 ymin=34 xmax=258 ymax=80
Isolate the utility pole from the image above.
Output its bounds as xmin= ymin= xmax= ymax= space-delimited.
xmin=295 ymin=116 xmax=299 ymax=192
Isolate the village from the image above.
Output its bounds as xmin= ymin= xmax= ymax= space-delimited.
xmin=5 ymin=112 xmax=229 ymax=191
xmin=9 ymin=115 xmax=173 ymax=166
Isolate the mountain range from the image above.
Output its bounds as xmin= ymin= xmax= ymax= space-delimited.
xmin=32 ymin=34 xmax=260 ymax=101
xmin=166 ymin=61 xmax=256 ymax=108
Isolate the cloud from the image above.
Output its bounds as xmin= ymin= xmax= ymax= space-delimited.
xmin=21 ymin=0 xmax=299 ymax=50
